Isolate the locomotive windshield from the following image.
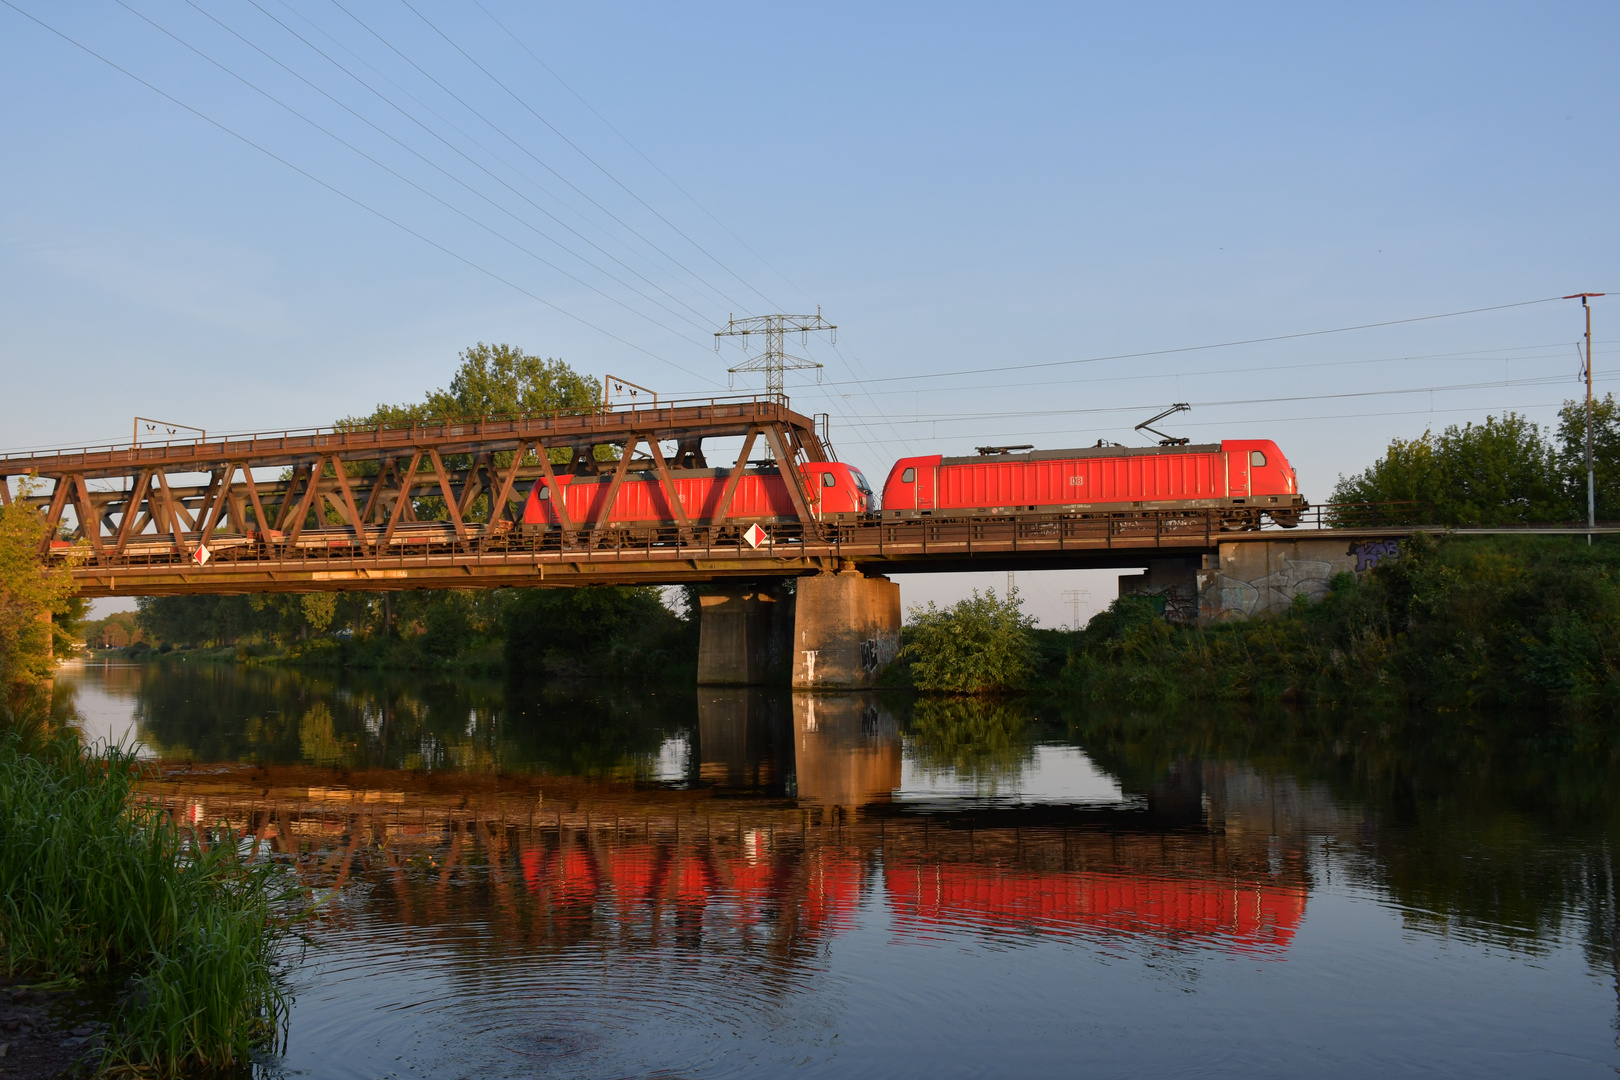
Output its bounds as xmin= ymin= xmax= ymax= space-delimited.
xmin=852 ymin=470 xmax=873 ymax=494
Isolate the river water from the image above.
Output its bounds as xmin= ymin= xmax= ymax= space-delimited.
xmin=51 ymin=658 xmax=1620 ymax=1078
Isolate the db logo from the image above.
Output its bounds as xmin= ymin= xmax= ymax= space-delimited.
xmin=1067 ymin=476 xmax=1084 ymax=486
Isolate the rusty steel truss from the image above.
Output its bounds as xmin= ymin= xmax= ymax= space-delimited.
xmin=2 ymin=395 xmax=839 ymax=592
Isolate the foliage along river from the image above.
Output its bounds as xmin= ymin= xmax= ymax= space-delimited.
xmin=52 ymin=658 xmax=1620 ymax=1078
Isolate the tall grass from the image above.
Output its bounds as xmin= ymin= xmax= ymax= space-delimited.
xmin=0 ymin=708 xmax=295 ymax=1076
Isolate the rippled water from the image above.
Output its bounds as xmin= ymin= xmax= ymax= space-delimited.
xmin=53 ymin=659 xmax=1620 ymax=1077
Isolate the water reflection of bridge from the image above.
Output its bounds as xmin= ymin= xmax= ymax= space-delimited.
xmin=142 ymin=690 xmax=1307 ymax=959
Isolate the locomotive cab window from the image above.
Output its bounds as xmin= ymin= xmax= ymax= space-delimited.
xmin=822 ymin=472 xmax=837 ymax=488
xmin=1250 ymin=451 xmax=1267 ymax=467
xmin=538 ymin=486 xmax=551 ymax=500
xmin=901 ymin=467 xmax=916 ymax=484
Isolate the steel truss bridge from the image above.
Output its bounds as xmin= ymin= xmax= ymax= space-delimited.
xmin=0 ymin=394 xmax=1483 ymax=599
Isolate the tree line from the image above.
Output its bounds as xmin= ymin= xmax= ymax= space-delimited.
xmin=1333 ymin=396 xmax=1620 ymax=524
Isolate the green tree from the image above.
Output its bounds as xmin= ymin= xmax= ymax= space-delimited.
xmin=339 ymin=343 xmax=600 ymax=430
xmin=503 ymin=586 xmax=688 ymax=679
xmin=0 ymin=478 xmax=83 ymax=687
xmin=1332 ymin=412 xmax=1565 ymax=525
xmin=900 ymin=588 xmax=1037 ymax=694
xmin=1554 ymin=393 xmax=1620 ymax=521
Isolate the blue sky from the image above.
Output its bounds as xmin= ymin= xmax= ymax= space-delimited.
xmin=3 ymin=2 xmax=1617 ymax=623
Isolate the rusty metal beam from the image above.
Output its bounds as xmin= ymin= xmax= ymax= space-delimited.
xmin=38 ymin=479 xmax=70 ymax=556
xmin=70 ymin=474 xmax=104 ymax=555
xmin=645 ymin=437 xmax=691 ymax=532
xmin=281 ymin=463 xmax=323 ymax=545
xmin=591 ymin=439 xmax=636 ymax=535
xmin=709 ymin=427 xmax=759 ymax=529
xmin=426 ymin=450 xmax=468 ymax=541
xmin=532 ymin=444 xmax=573 ymax=533
xmin=381 ymin=451 xmax=422 ymax=548
xmin=328 ymin=456 xmax=370 ymax=552
xmin=112 ymin=471 xmax=150 ymax=555
xmin=489 ymin=442 xmax=532 ymax=527
xmin=761 ymin=425 xmax=815 ymax=524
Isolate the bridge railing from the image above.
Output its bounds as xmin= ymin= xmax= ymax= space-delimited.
xmin=0 ymin=391 xmax=800 ymax=472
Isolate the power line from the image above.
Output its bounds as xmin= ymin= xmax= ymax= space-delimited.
xmin=803 ymin=339 xmax=1595 ymax=402
xmin=380 ymin=0 xmax=757 ymax=314
xmin=0 ymin=0 xmax=716 ymax=382
xmin=826 ymin=368 xmax=1615 ymax=429
xmin=406 ymin=0 xmax=778 ymax=313
xmin=156 ymin=0 xmax=723 ymax=345
xmin=241 ymin=0 xmax=726 ymax=335
xmin=467 ymin=0 xmax=806 ymax=311
xmin=818 ymin=296 xmax=1571 ymax=388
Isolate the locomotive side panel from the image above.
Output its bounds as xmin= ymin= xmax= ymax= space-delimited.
xmin=521 ymin=467 xmax=861 ymax=527
xmin=933 ymin=448 xmax=1229 ymax=511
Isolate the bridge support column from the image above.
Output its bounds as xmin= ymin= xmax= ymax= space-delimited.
xmin=696 ymin=582 xmax=795 ymax=685
xmin=791 ymin=572 xmax=901 ymax=690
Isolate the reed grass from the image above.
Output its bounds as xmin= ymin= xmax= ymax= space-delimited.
xmin=0 ymin=706 xmax=295 ymax=1076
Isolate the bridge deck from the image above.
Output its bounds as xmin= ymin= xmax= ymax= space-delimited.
xmin=65 ymin=515 xmax=1420 ymax=596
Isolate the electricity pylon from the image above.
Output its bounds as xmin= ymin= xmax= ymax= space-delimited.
xmin=715 ymin=310 xmax=835 ymax=397
xmin=1061 ymin=588 xmax=1091 ymax=630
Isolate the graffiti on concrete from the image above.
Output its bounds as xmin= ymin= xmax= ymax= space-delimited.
xmin=1349 ymin=539 xmax=1400 ymax=572
xmin=1205 ymin=557 xmax=1337 ymax=620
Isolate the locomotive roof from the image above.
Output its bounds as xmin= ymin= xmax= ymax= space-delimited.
xmin=938 ymin=443 xmax=1221 ymax=466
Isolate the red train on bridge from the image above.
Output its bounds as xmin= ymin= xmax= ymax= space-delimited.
xmin=880 ymin=439 xmax=1305 ymax=529
xmin=518 ymin=437 xmax=1305 ymax=534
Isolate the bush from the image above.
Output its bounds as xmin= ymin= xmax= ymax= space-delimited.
xmin=1060 ymin=535 xmax=1620 ymax=713
xmin=900 ymin=588 xmax=1038 ymax=695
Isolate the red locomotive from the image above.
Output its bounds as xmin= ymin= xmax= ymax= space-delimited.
xmin=879 ymin=439 xmax=1304 ymax=528
xmin=521 ymin=460 xmax=876 ymax=533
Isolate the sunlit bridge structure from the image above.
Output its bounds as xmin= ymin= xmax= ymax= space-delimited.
xmin=0 ymin=393 xmax=1525 ymax=688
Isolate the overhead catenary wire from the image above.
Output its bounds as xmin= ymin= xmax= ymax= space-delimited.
xmin=814 ymin=296 xmax=1574 ymax=389
xmin=824 ymin=368 xmax=1620 ymax=431
xmin=0 ymin=0 xmax=718 ymax=383
xmin=368 ymin=0 xmax=756 ymax=315
xmin=467 ymin=0 xmax=809 ymax=310
xmin=402 ymin=0 xmax=779 ymax=314
xmin=800 ymin=339 xmax=1606 ymax=401
xmin=898 ymin=400 xmax=1591 ymax=454
xmin=243 ymin=0 xmax=727 ymax=335
xmin=164 ymin=0 xmax=725 ymax=343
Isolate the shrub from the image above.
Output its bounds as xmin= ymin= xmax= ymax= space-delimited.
xmin=900 ymin=588 xmax=1038 ymax=694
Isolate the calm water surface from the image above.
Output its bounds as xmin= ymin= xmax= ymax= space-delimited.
xmin=55 ymin=659 xmax=1620 ymax=1078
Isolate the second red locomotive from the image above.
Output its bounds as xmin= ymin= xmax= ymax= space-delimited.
xmin=880 ymin=440 xmax=1304 ymax=528
xmin=522 ymin=460 xmax=876 ymax=533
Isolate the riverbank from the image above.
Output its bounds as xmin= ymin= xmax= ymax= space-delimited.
xmin=0 ymin=704 xmax=295 ymax=1076
xmin=1051 ymin=534 xmax=1620 ymax=712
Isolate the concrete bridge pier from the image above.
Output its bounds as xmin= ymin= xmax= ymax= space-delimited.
xmin=695 ymin=582 xmax=795 ymax=686
xmin=790 ymin=572 xmax=901 ymax=690
xmin=696 ymin=571 xmax=901 ymax=689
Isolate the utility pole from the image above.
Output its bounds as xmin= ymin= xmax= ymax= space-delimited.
xmin=1566 ymin=293 xmax=1606 ymax=544
xmin=715 ymin=310 xmax=835 ymax=398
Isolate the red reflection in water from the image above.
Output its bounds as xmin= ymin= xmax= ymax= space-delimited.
xmin=884 ymin=862 xmax=1305 ymax=954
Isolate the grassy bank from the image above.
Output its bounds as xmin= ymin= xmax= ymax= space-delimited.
xmin=0 ymin=705 xmax=295 ymax=1076
xmin=1056 ymin=535 xmax=1620 ymax=712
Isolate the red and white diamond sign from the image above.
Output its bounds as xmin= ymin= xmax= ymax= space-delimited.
xmin=191 ymin=544 xmax=211 ymax=566
xmin=742 ymin=524 xmax=766 ymax=549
